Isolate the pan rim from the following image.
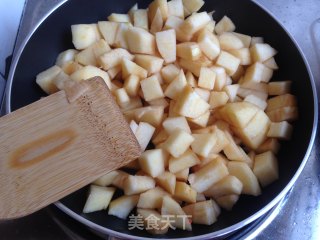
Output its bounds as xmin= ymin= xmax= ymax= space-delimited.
xmin=5 ymin=0 xmax=318 ymax=239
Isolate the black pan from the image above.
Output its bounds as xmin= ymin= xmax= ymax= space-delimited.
xmin=5 ymin=0 xmax=318 ymax=239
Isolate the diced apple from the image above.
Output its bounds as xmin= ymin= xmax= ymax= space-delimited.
xmin=161 ymin=196 xmax=192 ymax=231
xmin=268 ymin=81 xmax=292 ymax=96
xmin=114 ymin=88 xmax=130 ymax=107
xmin=61 ymin=61 xmax=83 ymax=76
xmin=237 ymin=87 xmax=268 ymax=101
xmin=164 ymin=70 xmax=187 ymax=100
xmin=168 ymin=0 xmax=184 ymax=19
xmin=56 ymin=49 xmax=78 ymax=67
xmin=71 ymin=24 xmax=98 ymax=50
xmin=182 ymin=0 xmax=204 ymax=16
xmin=250 ymin=36 xmax=264 ymax=46
xmin=219 ymin=32 xmax=244 ymax=51
xmin=124 ymin=75 xmax=140 ymax=97
xmin=52 ymin=71 xmax=72 ymax=90
xmin=70 ymin=65 xmax=111 ymax=88
xmin=124 ymin=175 xmax=156 ymax=195
xmin=215 ymin=194 xmax=239 ymax=210
xmin=223 ymin=84 xmax=240 ymax=102
xmin=188 ymin=158 xmax=229 ymax=192
xmin=219 ymin=102 xmax=259 ymax=128
xmin=232 ymin=32 xmax=251 ymax=48
xmin=141 ymin=75 xmax=164 ymax=101
xmin=203 ymin=175 xmax=243 ymax=198
xmin=241 ymin=81 xmax=268 ymax=93
xmin=244 ymin=94 xmax=267 ymax=110
xmin=194 ymin=88 xmax=210 ymax=102
xmin=174 ymin=181 xmax=197 ymax=203
xmin=152 ymin=129 xmax=169 ymax=145
xmin=186 ymin=71 xmax=197 ymax=87
xmin=93 ymin=171 xmax=119 ymax=187
xmin=137 ymin=209 xmax=169 ymax=235
xmin=150 ymin=8 xmax=164 ymax=34
xmin=156 ymin=29 xmax=176 ymax=64
xmin=198 ymin=67 xmax=216 ymax=90
xmin=174 ymin=86 xmax=210 ymax=118
xmin=267 ymin=121 xmax=293 ymax=140
xmin=133 ymin=9 xmax=149 ymax=30
xmin=156 ymin=171 xmax=176 ymax=194
xmin=197 ymin=29 xmax=220 ymax=60
xmin=98 ymin=21 xmax=119 ymax=46
xmin=215 ymin=16 xmax=236 ymax=35
xmin=108 ymin=13 xmax=131 ymax=23
xmin=163 ymin=116 xmax=191 ymax=134
xmin=266 ymin=106 xmax=299 ymax=122
xmin=139 ymin=149 xmax=166 ymax=177
xmin=148 ymin=0 xmax=169 ymax=22
xmin=209 ymin=91 xmax=229 ymax=109
xmin=112 ymin=170 xmax=129 ymax=189
xmin=263 ymin=57 xmax=279 ymax=70
xmin=266 ymin=94 xmax=297 ymax=112
xmin=138 ymin=106 xmax=165 ymax=127
xmin=128 ymin=3 xmax=138 ymax=21
xmin=229 ymin=48 xmax=251 ymax=65
xmin=191 ymin=133 xmax=217 ymax=157
xmin=179 ymin=12 xmax=211 ymax=37
xmin=211 ymin=66 xmax=227 ymax=91
xmin=188 ymin=111 xmax=210 ymax=128
xmin=177 ymin=42 xmax=202 ymax=61
xmin=161 ymin=64 xmax=180 ymax=83
xmin=216 ymin=51 xmax=240 ymax=76
xmin=228 ymin=161 xmax=261 ymax=196
xmin=83 ymin=185 xmax=115 ymax=213
xmin=122 ymin=58 xmax=147 ymax=79
xmin=256 ymin=138 xmax=281 ymax=154
xmin=137 ymin=186 xmax=169 ymax=209
xmin=182 ymin=200 xmax=217 ymax=225
xmin=164 ymin=15 xmax=184 ymax=30
xmin=126 ymin=27 xmax=156 ymax=55
xmin=163 ymin=129 xmax=194 ymax=158
xmin=169 ymin=149 xmax=200 ymax=173
xmin=243 ymin=62 xmax=273 ymax=83
xmin=253 ymin=151 xmax=279 ymax=187
xmin=135 ymin=122 xmax=156 ymax=151
xmin=108 ymin=195 xmax=139 ymax=219
xmin=113 ymin=23 xmax=131 ymax=49
xmin=36 ymin=65 xmax=61 ymax=94
xmin=250 ymin=43 xmax=277 ymax=62
xmin=175 ymin=167 xmax=190 ymax=182
xmin=134 ymin=54 xmax=164 ymax=76
xmin=99 ymin=48 xmax=134 ymax=70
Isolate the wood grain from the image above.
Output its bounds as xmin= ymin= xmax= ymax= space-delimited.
xmin=0 ymin=77 xmax=141 ymax=219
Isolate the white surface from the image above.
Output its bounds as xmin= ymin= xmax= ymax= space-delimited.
xmin=0 ymin=0 xmax=25 ymax=74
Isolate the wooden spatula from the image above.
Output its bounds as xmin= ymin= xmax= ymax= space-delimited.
xmin=0 ymin=77 xmax=141 ymax=220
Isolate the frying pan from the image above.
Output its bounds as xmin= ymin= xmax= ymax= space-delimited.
xmin=5 ymin=0 xmax=318 ymax=238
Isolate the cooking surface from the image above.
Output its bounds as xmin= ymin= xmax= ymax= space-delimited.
xmin=0 ymin=0 xmax=319 ymax=239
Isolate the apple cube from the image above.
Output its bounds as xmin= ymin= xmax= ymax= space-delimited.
xmin=244 ymin=94 xmax=267 ymax=110
xmin=99 ymin=48 xmax=134 ymax=70
xmin=232 ymin=32 xmax=251 ymax=48
xmin=83 ymin=185 xmax=115 ymax=213
xmin=134 ymin=54 xmax=164 ymax=76
xmin=108 ymin=195 xmax=139 ymax=219
xmin=219 ymin=32 xmax=244 ymax=51
xmin=241 ymin=82 xmax=268 ymax=93
xmin=194 ymin=88 xmax=210 ymax=102
xmin=266 ymin=94 xmax=297 ymax=112
xmin=133 ymin=9 xmax=149 ymax=30
xmin=139 ymin=149 xmax=166 ymax=177
xmin=210 ymin=66 xmax=227 ymax=91
xmin=209 ymin=91 xmax=229 ymax=109
xmin=268 ymin=81 xmax=292 ymax=96
xmin=126 ymin=27 xmax=156 ymax=55
xmin=164 ymin=15 xmax=184 ymax=30
xmin=191 ymin=133 xmax=217 ymax=157
xmin=122 ymin=58 xmax=148 ymax=79
xmin=156 ymin=29 xmax=176 ymax=64
xmin=250 ymin=36 xmax=264 ymax=46
xmin=156 ymin=171 xmax=177 ymax=194
xmin=174 ymin=86 xmax=210 ymax=118
xmin=55 ymin=49 xmax=78 ymax=67
xmin=161 ymin=196 xmax=192 ymax=231
xmin=203 ymin=175 xmax=243 ymax=198
xmin=98 ymin=21 xmax=119 ymax=46
xmin=135 ymin=122 xmax=156 ymax=151
xmin=267 ymin=121 xmax=293 ymax=140
xmin=180 ymin=12 xmax=211 ymax=37
xmin=71 ymin=24 xmax=98 ymax=50
xmin=182 ymin=0 xmax=204 ymax=16
xmin=164 ymin=70 xmax=187 ymax=100
xmin=161 ymin=64 xmax=181 ymax=83
xmin=223 ymin=84 xmax=240 ymax=102
xmin=253 ymin=151 xmax=279 ymax=187
xmin=137 ymin=209 xmax=169 ymax=235
xmin=215 ymin=16 xmax=236 ymax=35
xmin=148 ymin=0 xmax=169 ymax=22
xmin=186 ymin=71 xmax=197 ymax=87
xmin=198 ymin=67 xmax=216 ymax=90
xmin=177 ymin=42 xmax=202 ymax=61
xmin=263 ymin=57 xmax=279 ymax=70
xmin=229 ymin=48 xmax=251 ymax=65
xmin=137 ymin=186 xmax=169 ymax=209
xmin=256 ymin=138 xmax=281 ymax=154
xmin=52 ymin=71 xmax=72 ymax=90
xmin=108 ymin=13 xmax=131 ymax=23
xmin=169 ymin=149 xmax=200 ymax=173
xmin=141 ymin=75 xmax=164 ymax=101
xmin=182 ymin=200 xmax=217 ymax=225
xmin=163 ymin=129 xmax=194 ymax=158
xmin=124 ymin=175 xmax=156 ymax=195
xmin=93 ymin=171 xmax=119 ymax=187
xmin=163 ymin=116 xmax=191 ymax=134
xmin=36 ymin=65 xmax=61 ymax=94
xmin=61 ymin=60 xmax=83 ymax=75
xmin=243 ymin=62 xmax=273 ymax=83
xmin=168 ymin=0 xmax=184 ymax=19
xmin=124 ymin=75 xmax=140 ymax=97
xmin=250 ymin=43 xmax=277 ymax=62
xmin=266 ymin=106 xmax=299 ymax=122
xmin=188 ymin=110 xmax=210 ymax=128
xmin=197 ymin=29 xmax=220 ymax=60
xmin=114 ymin=88 xmax=130 ymax=107
xmin=174 ymin=182 xmax=197 ymax=203
xmin=150 ymin=8 xmax=164 ymax=34
xmin=216 ymin=51 xmax=240 ymax=76
xmin=228 ymin=161 xmax=261 ymax=196
xmin=215 ymin=194 xmax=239 ymax=211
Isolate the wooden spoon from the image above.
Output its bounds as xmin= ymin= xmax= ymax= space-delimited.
xmin=0 ymin=77 xmax=141 ymax=220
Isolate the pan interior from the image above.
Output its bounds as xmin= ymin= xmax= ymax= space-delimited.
xmin=10 ymin=0 xmax=315 ymax=238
